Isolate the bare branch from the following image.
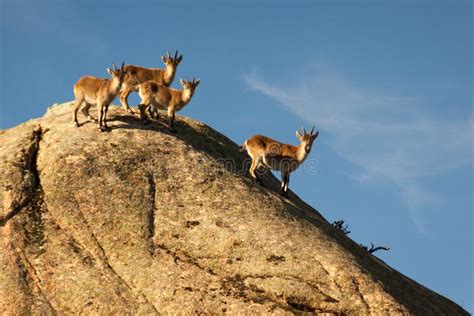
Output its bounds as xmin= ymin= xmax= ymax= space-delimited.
xmin=360 ymin=242 xmax=390 ymax=254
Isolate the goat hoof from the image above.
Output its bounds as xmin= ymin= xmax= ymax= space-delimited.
xmin=74 ymin=122 xmax=80 ymax=127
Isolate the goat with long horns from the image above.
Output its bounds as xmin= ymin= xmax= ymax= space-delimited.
xmin=120 ymin=50 xmax=183 ymax=113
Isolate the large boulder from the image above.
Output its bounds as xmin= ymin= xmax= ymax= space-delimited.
xmin=0 ymin=103 xmax=468 ymax=315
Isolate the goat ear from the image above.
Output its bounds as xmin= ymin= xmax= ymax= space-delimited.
xmin=195 ymin=79 xmax=200 ymax=86
xmin=106 ymin=68 xmax=113 ymax=76
xmin=161 ymin=56 xmax=167 ymax=63
xmin=180 ymin=78 xmax=185 ymax=86
xmin=295 ymin=130 xmax=302 ymax=140
xmin=177 ymin=55 xmax=183 ymax=63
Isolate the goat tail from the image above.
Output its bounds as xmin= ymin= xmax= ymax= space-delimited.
xmin=239 ymin=140 xmax=248 ymax=152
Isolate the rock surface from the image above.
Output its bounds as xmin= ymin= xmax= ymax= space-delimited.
xmin=0 ymin=102 xmax=468 ymax=315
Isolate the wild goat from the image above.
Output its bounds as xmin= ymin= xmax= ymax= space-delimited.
xmin=241 ymin=127 xmax=319 ymax=195
xmin=137 ymin=78 xmax=200 ymax=133
xmin=72 ymin=63 xmax=127 ymax=132
xmin=120 ymin=50 xmax=183 ymax=113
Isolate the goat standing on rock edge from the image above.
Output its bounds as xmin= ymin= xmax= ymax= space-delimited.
xmin=72 ymin=62 xmax=126 ymax=132
xmin=241 ymin=126 xmax=319 ymax=195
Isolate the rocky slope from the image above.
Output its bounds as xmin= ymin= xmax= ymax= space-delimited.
xmin=0 ymin=102 xmax=468 ymax=315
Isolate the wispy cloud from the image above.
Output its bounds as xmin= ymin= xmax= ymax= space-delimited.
xmin=243 ymin=68 xmax=472 ymax=233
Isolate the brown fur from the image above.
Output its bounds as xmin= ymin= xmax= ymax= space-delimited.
xmin=137 ymin=78 xmax=200 ymax=133
xmin=72 ymin=63 xmax=126 ymax=132
xmin=119 ymin=50 xmax=183 ymax=113
xmin=242 ymin=127 xmax=319 ymax=195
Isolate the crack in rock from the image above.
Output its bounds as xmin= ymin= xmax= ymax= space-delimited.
xmin=75 ymin=209 xmax=160 ymax=314
xmin=1 ymin=126 xmax=43 ymax=227
xmin=155 ymin=243 xmax=217 ymax=276
xmin=18 ymin=250 xmax=58 ymax=315
xmin=146 ymin=173 xmax=156 ymax=255
xmin=352 ymin=277 xmax=370 ymax=313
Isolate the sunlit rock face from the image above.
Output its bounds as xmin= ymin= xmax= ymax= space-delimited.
xmin=0 ymin=103 xmax=468 ymax=315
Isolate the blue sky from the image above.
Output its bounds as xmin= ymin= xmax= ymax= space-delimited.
xmin=1 ymin=0 xmax=472 ymax=311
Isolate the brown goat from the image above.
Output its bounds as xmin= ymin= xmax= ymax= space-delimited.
xmin=137 ymin=78 xmax=200 ymax=133
xmin=119 ymin=50 xmax=183 ymax=113
xmin=72 ymin=63 xmax=126 ymax=132
xmin=241 ymin=127 xmax=319 ymax=195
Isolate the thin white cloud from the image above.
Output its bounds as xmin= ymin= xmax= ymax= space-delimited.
xmin=243 ymin=68 xmax=473 ymax=233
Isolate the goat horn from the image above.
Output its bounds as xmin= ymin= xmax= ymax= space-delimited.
xmin=301 ymin=126 xmax=306 ymax=135
xmin=174 ymin=50 xmax=178 ymax=59
xmin=112 ymin=63 xmax=117 ymax=71
xmin=310 ymin=126 xmax=315 ymax=135
xmin=121 ymin=62 xmax=125 ymax=70
xmin=166 ymin=50 xmax=171 ymax=58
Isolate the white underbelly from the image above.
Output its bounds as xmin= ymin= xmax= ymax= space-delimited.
xmin=262 ymin=155 xmax=300 ymax=172
xmin=262 ymin=156 xmax=281 ymax=171
xmin=84 ymin=96 xmax=97 ymax=104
